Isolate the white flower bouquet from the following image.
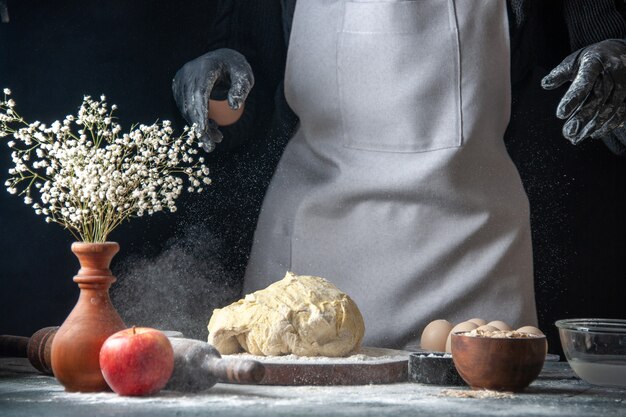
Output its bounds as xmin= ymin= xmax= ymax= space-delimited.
xmin=0 ymin=89 xmax=211 ymax=242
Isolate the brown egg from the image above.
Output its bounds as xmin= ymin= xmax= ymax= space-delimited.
xmin=420 ymin=319 xmax=453 ymax=352
xmin=208 ymin=99 xmax=245 ymax=126
xmin=516 ymin=326 xmax=544 ymax=336
xmin=487 ymin=320 xmax=512 ymax=331
xmin=445 ymin=322 xmax=479 ymax=353
xmin=467 ymin=318 xmax=487 ymax=326
xmin=517 ymin=325 xmax=548 ymax=354
xmin=476 ymin=325 xmax=499 ymax=332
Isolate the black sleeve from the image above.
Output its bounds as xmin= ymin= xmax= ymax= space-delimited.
xmin=204 ymin=0 xmax=287 ymax=152
xmin=508 ymin=0 xmax=537 ymax=87
xmin=562 ymin=0 xmax=626 ymax=51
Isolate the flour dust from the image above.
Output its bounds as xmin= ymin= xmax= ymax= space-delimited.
xmin=111 ymin=224 xmax=239 ymax=340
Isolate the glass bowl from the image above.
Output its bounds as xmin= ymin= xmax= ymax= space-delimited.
xmin=555 ymin=319 xmax=626 ymax=388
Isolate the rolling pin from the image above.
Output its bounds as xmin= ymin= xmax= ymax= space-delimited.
xmin=0 ymin=327 xmax=58 ymax=375
xmin=0 ymin=328 xmax=264 ymax=390
xmin=166 ymin=337 xmax=265 ymax=391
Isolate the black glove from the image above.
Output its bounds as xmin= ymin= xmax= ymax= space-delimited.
xmin=541 ymin=39 xmax=626 ymax=145
xmin=172 ymin=48 xmax=254 ymax=152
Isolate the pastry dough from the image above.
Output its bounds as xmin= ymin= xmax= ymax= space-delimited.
xmin=207 ymin=272 xmax=365 ymax=356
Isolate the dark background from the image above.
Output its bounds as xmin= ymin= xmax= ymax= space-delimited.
xmin=0 ymin=1 xmax=624 ymax=357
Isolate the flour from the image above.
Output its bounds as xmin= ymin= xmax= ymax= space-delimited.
xmin=224 ymin=346 xmax=409 ymax=364
xmin=463 ymin=329 xmax=544 ymax=339
xmin=438 ymin=389 xmax=515 ymax=399
xmin=415 ymin=353 xmax=453 ymax=359
xmin=111 ymin=224 xmax=238 ymax=341
xmin=3 ymin=358 xmax=622 ymax=417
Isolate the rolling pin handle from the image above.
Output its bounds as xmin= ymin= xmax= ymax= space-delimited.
xmin=0 ymin=335 xmax=29 ymax=358
xmin=0 ymin=327 xmax=58 ymax=375
xmin=27 ymin=327 xmax=57 ymax=374
xmin=208 ymin=357 xmax=265 ymax=384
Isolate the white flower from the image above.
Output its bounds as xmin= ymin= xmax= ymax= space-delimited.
xmin=3 ymin=93 xmax=210 ymax=242
xmin=7 ymin=141 xmax=15 ymax=148
xmin=3 ymin=88 xmax=11 ymax=95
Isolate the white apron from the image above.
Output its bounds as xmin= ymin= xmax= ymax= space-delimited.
xmin=244 ymin=0 xmax=537 ymax=348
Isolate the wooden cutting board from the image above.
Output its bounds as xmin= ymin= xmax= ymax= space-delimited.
xmin=221 ymin=347 xmax=409 ymax=385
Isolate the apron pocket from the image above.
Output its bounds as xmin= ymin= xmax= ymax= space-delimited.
xmin=337 ymin=0 xmax=462 ymax=153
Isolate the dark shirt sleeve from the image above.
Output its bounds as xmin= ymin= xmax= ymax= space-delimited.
xmin=508 ymin=0 xmax=538 ymax=87
xmin=563 ymin=0 xmax=626 ymax=51
xmin=205 ymin=0 xmax=287 ymax=152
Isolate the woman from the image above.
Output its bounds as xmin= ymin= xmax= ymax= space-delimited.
xmin=173 ymin=0 xmax=626 ymax=348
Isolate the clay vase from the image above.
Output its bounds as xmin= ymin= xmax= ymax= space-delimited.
xmin=50 ymin=242 xmax=126 ymax=392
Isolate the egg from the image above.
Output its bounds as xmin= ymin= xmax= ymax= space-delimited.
xmin=517 ymin=325 xmax=548 ymax=354
xmin=445 ymin=321 xmax=479 ymax=353
xmin=467 ymin=318 xmax=487 ymax=326
xmin=487 ymin=320 xmax=512 ymax=331
xmin=420 ymin=319 xmax=453 ymax=352
xmin=208 ymin=99 xmax=245 ymax=126
xmin=516 ymin=325 xmax=544 ymax=336
xmin=476 ymin=325 xmax=499 ymax=332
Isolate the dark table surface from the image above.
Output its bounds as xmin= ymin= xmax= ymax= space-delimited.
xmin=0 ymin=358 xmax=624 ymax=417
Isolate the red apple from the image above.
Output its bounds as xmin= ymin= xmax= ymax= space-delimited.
xmin=99 ymin=327 xmax=174 ymax=396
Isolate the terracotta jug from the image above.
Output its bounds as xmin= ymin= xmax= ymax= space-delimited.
xmin=51 ymin=242 xmax=126 ymax=392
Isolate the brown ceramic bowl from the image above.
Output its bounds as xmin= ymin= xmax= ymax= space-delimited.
xmin=450 ymin=332 xmax=546 ymax=392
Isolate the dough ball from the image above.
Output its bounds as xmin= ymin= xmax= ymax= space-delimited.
xmin=207 ymin=272 xmax=365 ymax=357
xmin=420 ymin=319 xmax=453 ymax=352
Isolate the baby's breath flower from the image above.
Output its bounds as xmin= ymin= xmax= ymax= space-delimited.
xmin=3 ymin=88 xmax=11 ymax=95
xmin=1 ymin=91 xmax=210 ymax=242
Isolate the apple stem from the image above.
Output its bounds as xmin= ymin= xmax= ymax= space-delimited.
xmin=132 ymin=325 xmax=136 ymax=335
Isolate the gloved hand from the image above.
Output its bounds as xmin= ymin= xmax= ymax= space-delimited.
xmin=541 ymin=39 xmax=626 ymax=145
xmin=172 ymin=48 xmax=254 ymax=152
